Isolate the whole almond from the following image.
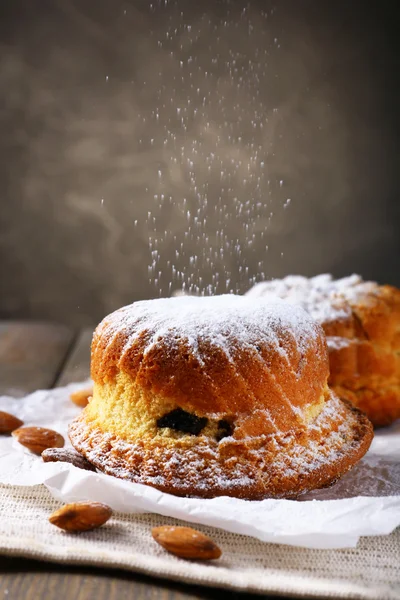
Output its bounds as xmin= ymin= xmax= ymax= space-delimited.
xmin=42 ymin=448 xmax=96 ymax=471
xmin=151 ymin=526 xmax=222 ymax=560
xmin=49 ymin=502 xmax=112 ymax=532
xmin=12 ymin=426 xmax=64 ymax=455
xmin=0 ymin=411 xmax=23 ymax=434
xmin=70 ymin=388 xmax=93 ymax=408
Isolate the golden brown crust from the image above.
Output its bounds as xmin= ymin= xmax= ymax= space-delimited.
xmin=90 ymin=296 xmax=328 ymax=434
xmin=73 ymin=295 xmax=373 ymax=499
xmin=69 ymin=392 xmax=373 ymax=500
xmin=246 ymin=276 xmax=400 ymax=427
xmin=326 ymin=285 xmax=400 ymax=427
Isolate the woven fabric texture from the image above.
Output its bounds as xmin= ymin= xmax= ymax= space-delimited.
xmin=0 ymin=484 xmax=399 ymax=599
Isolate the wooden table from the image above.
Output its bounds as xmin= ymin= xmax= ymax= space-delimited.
xmin=0 ymin=321 xmax=283 ymax=600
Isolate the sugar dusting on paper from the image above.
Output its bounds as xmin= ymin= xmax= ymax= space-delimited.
xmin=0 ymin=383 xmax=399 ymax=550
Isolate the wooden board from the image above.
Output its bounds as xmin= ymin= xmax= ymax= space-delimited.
xmin=55 ymin=328 xmax=93 ymax=387
xmin=0 ymin=321 xmax=75 ymax=396
xmin=0 ymin=557 xmax=252 ymax=600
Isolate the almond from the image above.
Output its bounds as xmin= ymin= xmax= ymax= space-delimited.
xmin=0 ymin=411 xmax=23 ymax=434
xmin=42 ymin=448 xmax=96 ymax=471
xmin=49 ymin=502 xmax=112 ymax=532
xmin=12 ymin=426 xmax=64 ymax=455
xmin=70 ymin=388 xmax=93 ymax=408
xmin=151 ymin=526 xmax=222 ymax=560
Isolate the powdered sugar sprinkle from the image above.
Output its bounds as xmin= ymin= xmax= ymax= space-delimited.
xmin=245 ymin=273 xmax=376 ymax=325
xmin=99 ymin=294 xmax=321 ymax=365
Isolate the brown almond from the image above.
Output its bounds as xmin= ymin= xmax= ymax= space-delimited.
xmin=42 ymin=448 xmax=96 ymax=471
xmin=12 ymin=426 xmax=64 ymax=455
xmin=49 ymin=502 xmax=112 ymax=532
xmin=0 ymin=411 xmax=23 ymax=434
xmin=70 ymin=388 xmax=93 ymax=408
xmin=151 ymin=526 xmax=222 ymax=560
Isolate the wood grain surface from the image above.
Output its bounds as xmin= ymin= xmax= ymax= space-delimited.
xmin=0 ymin=321 xmax=75 ymax=396
xmin=55 ymin=327 xmax=93 ymax=386
xmin=0 ymin=557 xmax=264 ymax=600
xmin=0 ymin=320 xmax=277 ymax=600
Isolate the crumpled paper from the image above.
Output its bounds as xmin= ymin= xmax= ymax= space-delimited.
xmin=1 ymin=383 xmax=400 ymax=549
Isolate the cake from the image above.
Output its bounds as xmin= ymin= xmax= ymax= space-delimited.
xmin=246 ymin=274 xmax=400 ymax=427
xmin=69 ymin=295 xmax=373 ymax=499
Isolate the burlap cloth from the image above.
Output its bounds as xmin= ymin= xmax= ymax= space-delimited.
xmin=1 ymin=483 xmax=399 ymax=599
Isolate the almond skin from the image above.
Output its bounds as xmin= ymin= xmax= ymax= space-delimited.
xmin=42 ymin=448 xmax=96 ymax=471
xmin=152 ymin=526 xmax=222 ymax=560
xmin=12 ymin=426 xmax=64 ymax=455
xmin=0 ymin=411 xmax=23 ymax=434
xmin=70 ymin=388 xmax=93 ymax=408
xmin=49 ymin=502 xmax=112 ymax=532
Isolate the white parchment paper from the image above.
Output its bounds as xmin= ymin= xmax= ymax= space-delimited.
xmin=1 ymin=383 xmax=399 ymax=549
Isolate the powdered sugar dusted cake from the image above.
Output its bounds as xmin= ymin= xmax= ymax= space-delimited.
xmin=69 ymin=295 xmax=372 ymax=499
xmin=246 ymin=274 xmax=400 ymax=427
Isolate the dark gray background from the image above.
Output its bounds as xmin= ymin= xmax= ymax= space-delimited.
xmin=1 ymin=0 xmax=399 ymax=326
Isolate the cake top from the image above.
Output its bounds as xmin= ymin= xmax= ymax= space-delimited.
xmin=245 ymin=274 xmax=377 ymax=325
xmin=91 ymin=294 xmax=328 ymax=421
xmin=97 ymin=294 xmax=321 ymax=363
